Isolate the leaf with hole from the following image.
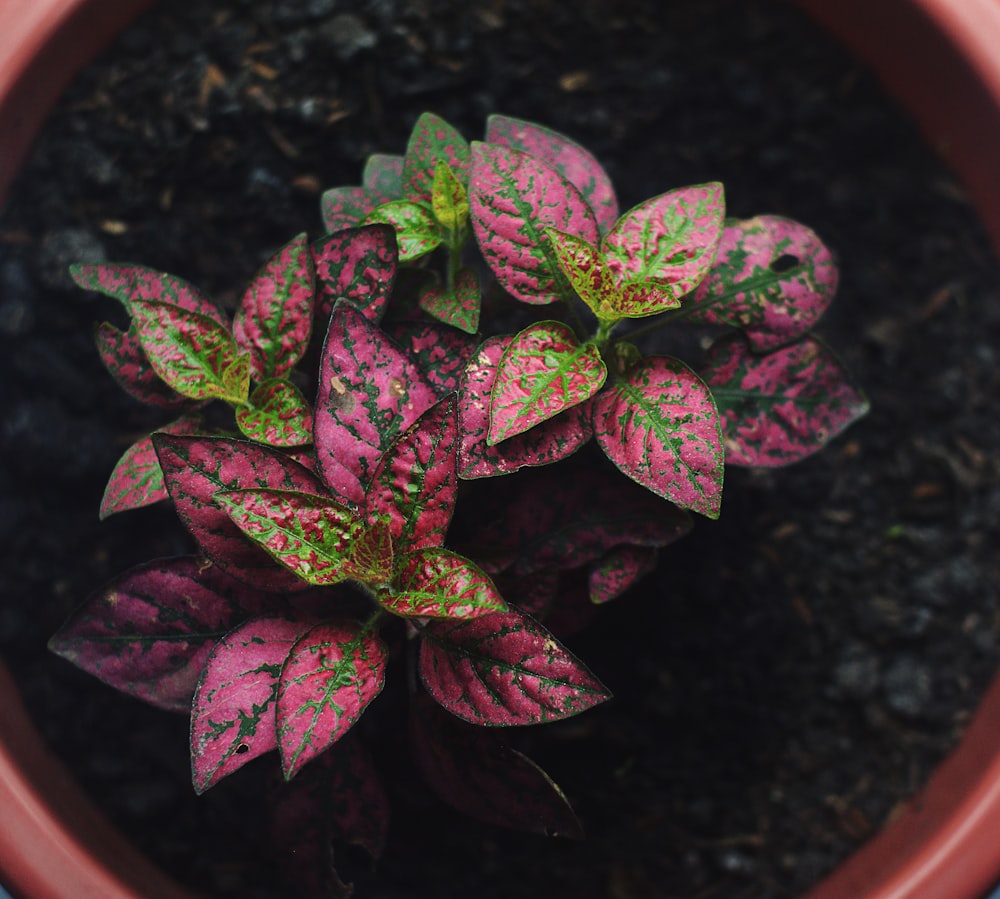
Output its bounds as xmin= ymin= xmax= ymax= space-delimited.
xmin=387 ymin=548 xmax=506 ymax=619
xmin=277 ymin=621 xmax=388 ymax=779
xmin=602 ymin=182 xmax=725 ymax=297
xmin=311 ymin=225 xmax=398 ymax=326
xmin=700 ymin=333 xmax=869 ymax=466
xmin=155 ymin=435 xmax=330 ymax=591
xmin=382 ymin=320 xmax=478 ymax=397
xmin=233 ymin=233 xmax=315 ymax=381
xmin=486 ymin=114 xmax=618 ymax=234
xmin=470 ymin=141 xmax=599 ymax=305
xmin=314 ymin=304 xmax=439 ymax=504
xmin=687 ymin=215 xmax=839 ymax=351
xmin=49 ymin=557 xmax=275 ymax=712
xmin=489 ymin=321 xmax=606 ymax=444
xmin=419 ymin=608 xmax=611 ymax=725
xmin=235 ymin=378 xmax=314 ymax=448
xmin=594 ymin=356 xmax=724 ymax=518
xmin=458 ymin=336 xmax=592 ymax=479
xmin=191 ymin=614 xmax=315 ymax=794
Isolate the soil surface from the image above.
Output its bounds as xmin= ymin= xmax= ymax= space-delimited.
xmin=3 ymin=1 xmax=1000 ymax=897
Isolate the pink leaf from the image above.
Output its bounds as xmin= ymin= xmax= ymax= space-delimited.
xmin=314 ymin=305 xmax=439 ymax=504
xmin=388 ymin=548 xmax=507 ymax=619
xmin=402 ymin=112 xmax=472 ymax=202
xmin=383 ymin=320 xmax=478 ymax=397
xmin=277 ymin=621 xmax=388 ymax=779
xmin=458 ymin=335 xmax=592 ymax=479
xmin=49 ymin=557 xmax=275 ymax=712
xmin=486 ymin=114 xmax=618 ymax=235
xmin=311 ymin=225 xmax=398 ymax=325
xmin=594 ymin=356 xmax=725 ymax=518
xmin=235 ymin=378 xmax=314 ymax=448
xmin=95 ymin=322 xmax=191 ymax=410
xmin=589 ymin=545 xmax=659 ymax=604
xmin=470 ymin=141 xmax=599 ymax=305
xmin=419 ymin=608 xmax=610 ymax=725
xmin=320 ymin=186 xmax=384 ymax=233
xmin=233 ymin=233 xmax=315 ymax=381
xmin=155 ymin=435 xmax=330 ymax=591
xmin=364 ymin=395 xmax=458 ymax=551
xmin=602 ymin=183 xmax=725 ymax=297
xmin=190 ymin=614 xmax=315 ymax=793
xmin=488 ymin=321 xmax=606 ymax=444
xmin=411 ymin=691 xmax=583 ymax=836
xmin=700 ymin=333 xmax=869 ymax=466
xmin=417 ymin=267 xmax=481 ymax=334
xmin=100 ymin=413 xmax=203 ymax=519
xmin=687 ymin=215 xmax=839 ymax=351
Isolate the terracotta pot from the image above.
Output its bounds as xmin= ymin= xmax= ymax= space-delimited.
xmin=1 ymin=1 xmax=1000 ymax=897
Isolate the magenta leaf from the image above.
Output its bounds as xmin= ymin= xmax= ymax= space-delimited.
xmin=363 ymin=153 xmax=404 ymax=199
xmin=216 ymin=488 xmax=367 ymax=587
xmin=419 ymin=608 xmax=611 ymax=725
xmin=486 ymin=114 xmax=618 ymax=235
xmin=470 ymin=141 xmax=599 ymax=305
xmin=311 ymin=225 xmax=398 ymax=326
xmin=71 ymin=262 xmax=228 ymax=327
xmin=594 ymin=356 xmax=725 ymax=518
xmin=365 ymin=200 xmax=442 ymax=262
xmin=589 ymin=545 xmax=659 ymax=605
xmin=383 ymin=320 xmax=478 ymax=397
xmin=387 ymin=548 xmax=507 ymax=619
xmin=95 ymin=322 xmax=191 ymax=409
xmin=687 ymin=215 xmax=839 ymax=351
xmin=418 ymin=267 xmax=481 ymax=334
xmin=235 ymin=378 xmax=314 ymax=448
xmin=602 ymin=183 xmax=725 ymax=297
xmin=100 ymin=413 xmax=203 ymax=519
xmin=155 ymin=435 xmax=330 ymax=591
xmin=277 ymin=621 xmax=388 ymax=779
xmin=364 ymin=395 xmax=458 ymax=551
xmin=233 ymin=233 xmax=315 ymax=381
xmin=314 ymin=304 xmax=439 ymax=504
xmin=459 ymin=335 xmax=592 ymax=479
xmin=402 ymin=112 xmax=472 ymax=202
xmin=191 ymin=614 xmax=314 ymax=794
xmin=130 ymin=300 xmax=249 ymax=404
xmin=411 ymin=691 xmax=583 ymax=836
xmin=700 ymin=333 xmax=869 ymax=466
xmin=321 ymin=187 xmax=384 ymax=233
xmin=489 ymin=321 xmax=606 ymax=444
xmin=49 ymin=556 xmax=274 ymax=712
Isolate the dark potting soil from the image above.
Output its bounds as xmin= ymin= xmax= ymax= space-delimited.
xmin=3 ymin=0 xmax=1000 ymax=896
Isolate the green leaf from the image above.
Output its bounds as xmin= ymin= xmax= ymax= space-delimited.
xmin=431 ymin=160 xmax=470 ymax=236
xmin=387 ymin=548 xmax=507 ymax=620
xmin=417 ymin=268 xmax=481 ymax=334
xmin=365 ymin=200 xmax=442 ymax=262
xmin=489 ymin=321 xmax=606 ymax=445
xmin=235 ymin=378 xmax=314 ymax=448
xmin=545 ymin=227 xmax=616 ymax=320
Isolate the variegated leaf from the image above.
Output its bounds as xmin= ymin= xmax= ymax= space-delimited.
xmin=363 ymin=153 xmax=404 ymax=199
xmin=470 ymin=141 xmax=599 ymax=305
xmin=364 ymin=395 xmax=458 ymax=551
xmin=387 ymin=548 xmax=507 ymax=619
xmin=458 ymin=335 xmax=592 ymax=479
xmin=191 ymin=614 xmax=314 ymax=793
xmin=418 ymin=267 xmax=481 ymax=334
xmin=155 ymin=435 xmax=330 ymax=591
xmin=216 ymin=488 xmax=366 ymax=587
xmin=365 ymin=200 xmax=442 ymax=262
xmin=589 ymin=545 xmax=659 ymax=604
xmin=402 ymin=112 xmax=472 ymax=202
xmin=311 ymin=225 xmax=398 ymax=326
xmin=383 ymin=320 xmax=478 ymax=397
xmin=545 ymin=227 xmax=616 ymax=319
xmin=277 ymin=622 xmax=388 ymax=779
xmin=321 ymin=186 xmax=383 ymax=233
xmin=411 ymin=691 xmax=583 ymax=836
xmin=49 ymin=556 xmax=275 ymax=712
xmin=485 ymin=114 xmax=618 ymax=234
xmin=602 ymin=183 xmax=725 ymax=297
xmin=314 ymin=304 xmax=439 ymax=504
xmin=235 ymin=378 xmax=314 ymax=448
xmin=100 ymin=413 xmax=203 ymax=519
xmin=489 ymin=321 xmax=606 ymax=444
xmin=687 ymin=215 xmax=839 ymax=351
xmin=130 ymin=300 xmax=249 ymax=404
xmin=431 ymin=160 xmax=470 ymax=235
xmin=594 ymin=356 xmax=724 ymax=518
xmin=95 ymin=321 xmax=192 ymax=409
xmin=700 ymin=333 xmax=869 ymax=466
xmin=233 ymin=234 xmax=315 ymax=381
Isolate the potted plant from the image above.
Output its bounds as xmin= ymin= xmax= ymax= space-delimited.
xmin=5 ymin=1 xmax=1000 ymax=899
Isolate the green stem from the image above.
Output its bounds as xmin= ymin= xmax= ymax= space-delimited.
xmin=594 ymin=317 xmax=620 ymax=350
